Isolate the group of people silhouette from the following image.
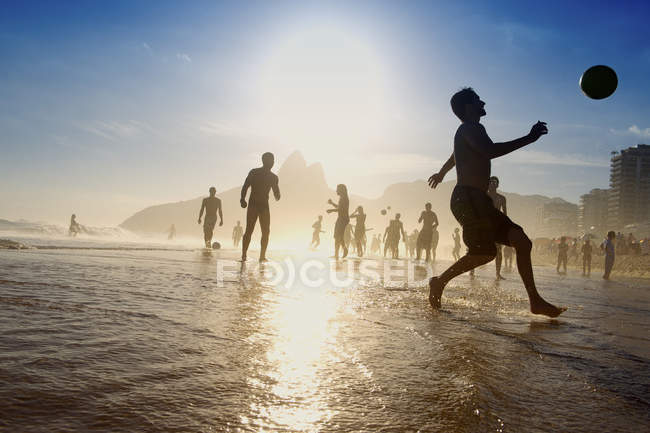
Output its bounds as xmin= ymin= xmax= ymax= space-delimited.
xmin=191 ymin=88 xmax=566 ymax=317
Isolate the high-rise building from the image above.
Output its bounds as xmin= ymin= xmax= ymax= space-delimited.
xmin=608 ymin=144 xmax=650 ymax=229
xmin=578 ymin=188 xmax=609 ymax=236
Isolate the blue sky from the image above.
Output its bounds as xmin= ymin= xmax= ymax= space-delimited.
xmin=1 ymin=0 xmax=649 ymax=225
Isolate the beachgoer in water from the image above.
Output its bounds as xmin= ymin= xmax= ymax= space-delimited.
xmin=452 ymin=228 xmax=461 ymax=261
xmin=602 ymin=231 xmax=616 ymax=280
xmin=487 ymin=176 xmax=507 ymax=280
xmin=232 ymin=221 xmax=243 ymax=247
xmin=556 ymin=236 xmax=568 ymax=274
xmin=503 ymin=246 xmax=514 ymax=271
xmin=384 ymin=214 xmax=406 ymax=259
xmin=168 ymin=224 xmax=176 ymax=240
xmin=350 ymin=206 xmax=367 ymax=257
xmin=198 ymin=187 xmax=223 ymax=249
xmin=416 ymin=203 xmax=438 ymax=262
xmin=311 ymin=215 xmax=324 ymax=249
xmin=426 ymin=87 xmax=565 ymax=317
xmin=371 ymin=234 xmax=381 ymax=256
xmin=408 ymin=229 xmax=418 ymax=258
xmin=327 ymin=184 xmax=350 ymax=260
xmin=581 ymin=238 xmax=592 ymax=276
xmin=69 ymin=214 xmax=82 ymax=236
xmin=240 ymin=152 xmax=280 ymax=262
xmin=431 ymin=225 xmax=439 ymax=262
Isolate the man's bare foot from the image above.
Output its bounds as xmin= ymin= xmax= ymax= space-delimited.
xmin=259 ymin=257 xmax=268 ymax=263
xmin=342 ymin=247 xmax=348 ymax=258
xmin=496 ymin=274 xmax=506 ymax=280
xmin=530 ymin=298 xmax=566 ymax=318
xmin=428 ymin=277 xmax=444 ymax=309
xmin=241 ymin=255 xmax=247 ymax=262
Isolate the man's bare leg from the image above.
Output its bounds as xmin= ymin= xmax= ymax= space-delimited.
xmin=495 ymin=246 xmax=505 ymax=279
xmin=429 ymin=253 xmax=494 ymax=307
xmin=259 ymin=209 xmax=270 ymax=262
xmin=508 ymin=227 xmax=566 ymax=317
xmin=335 ymin=239 xmax=342 ymax=259
xmin=241 ymin=207 xmax=259 ymax=261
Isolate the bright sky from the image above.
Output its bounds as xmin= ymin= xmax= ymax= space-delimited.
xmin=2 ymin=0 xmax=649 ymax=225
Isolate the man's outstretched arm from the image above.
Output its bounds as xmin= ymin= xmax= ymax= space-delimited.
xmin=428 ymin=153 xmax=455 ymax=188
xmin=465 ymin=121 xmax=548 ymax=159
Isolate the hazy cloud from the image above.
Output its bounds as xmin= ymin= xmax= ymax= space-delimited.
xmin=176 ymin=52 xmax=192 ymax=63
xmin=77 ymin=120 xmax=155 ymax=142
xmin=196 ymin=120 xmax=260 ymax=138
xmin=141 ymin=42 xmax=153 ymax=54
xmin=609 ymin=124 xmax=650 ymax=138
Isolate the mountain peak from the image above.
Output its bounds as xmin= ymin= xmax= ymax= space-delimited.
xmin=278 ymin=150 xmax=307 ymax=177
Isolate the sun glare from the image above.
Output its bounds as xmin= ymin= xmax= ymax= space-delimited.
xmin=256 ymin=23 xmax=389 ymax=152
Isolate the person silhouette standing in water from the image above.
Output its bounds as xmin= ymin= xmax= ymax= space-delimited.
xmin=408 ymin=229 xmax=419 ymax=258
xmin=427 ymin=87 xmax=565 ymax=317
xmin=327 ymin=184 xmax=350 ymax=259
xmin=198 ymin=187 xmax=223 ymax=248
xmin=168 ymin=224 xmax=176 ymax=240
xmin=371 ymin=234 xmax=381 ymax=256
xmin=487 ymin=176 xmax=507 ymax=280
xmin=581 ymin=238 xmax=592 ymax=276
xmin=556 ymin=236 xmax=568 ymax=274
xmin=602 ymin=231 xmax=616 ymax=280
xmin=232 ymin=221 xmax=243 ymax=247
xmin=69 ymin=214 xmax=82 ymax=236
xmin=416 ymin=202 xmax=438 ymax=262
xmin=350 ymin=206 xmax=367 ymax=257
xmin=311 ymin=215 xmax=324 ymax=249
xmin=431 ymin=224 xmax=439 ymax=262
xmin=383 ymin=223 xmax=392 ymax=258
xmin=452 ymin=228 xmax=461 ymax=261
xmin=503 ymin=246 xmax=514 ymax=271
xmin=240 ymin=152 xmax=280 ymax=262
xmin=384 ymin=213 xmax=406 ymax=259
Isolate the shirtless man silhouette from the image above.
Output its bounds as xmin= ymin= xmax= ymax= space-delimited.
xmin=427 ymin=87 xmax=565 ymax=317
xmin=487 ymin=176 xmax=507 ymax=280
xmin=416 ymin=203 xmax=438 ymax=262
xmin=198 ymin=187 xmax=223 ymax=248
xmin=240 ymin=152 xmax=280 ymax=262
xmin=384 ymin=213 xmax=406 ymax=259
xmin=327 ymin=184 xmax=350 ymax=259
xmin=232 ymin=221 xmax=243 ymax=247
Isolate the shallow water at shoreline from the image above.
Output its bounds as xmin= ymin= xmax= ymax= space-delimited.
xmin=1 ymin=244 xmax=649 ymax=432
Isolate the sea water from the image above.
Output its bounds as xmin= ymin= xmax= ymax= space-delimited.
xmin=1 ymin=239 xmax=648 ymax=432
